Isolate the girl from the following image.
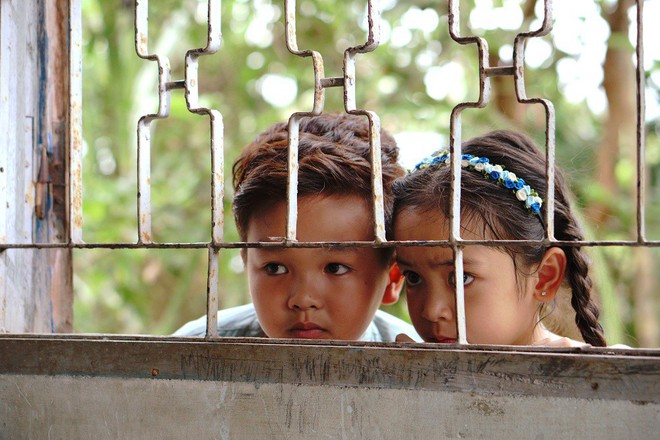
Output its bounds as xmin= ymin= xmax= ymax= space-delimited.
xmin=392 ymin=130 xmax=606 ymax=347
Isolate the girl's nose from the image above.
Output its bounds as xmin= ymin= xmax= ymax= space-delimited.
xmin=287 ymin=276 xmax=323 ymax=311
xmin=420 ymin=291 xmax=454 ymax=323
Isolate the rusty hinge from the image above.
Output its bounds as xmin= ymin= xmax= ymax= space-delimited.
xmin=36 ymin=144 xmax=52 ymax=220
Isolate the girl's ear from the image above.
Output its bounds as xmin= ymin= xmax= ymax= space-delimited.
xmin=533 ymin=247 xmax=567 ymax=302
xmin=382 ymin=263 xmax=404 ymax=305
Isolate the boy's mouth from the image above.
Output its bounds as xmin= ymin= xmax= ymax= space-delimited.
xmin=289 ymin=322 xmax=327 ymax=339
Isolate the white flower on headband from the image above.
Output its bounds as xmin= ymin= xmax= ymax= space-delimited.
xmin=410 ymin=150 xmax=544 ymax=215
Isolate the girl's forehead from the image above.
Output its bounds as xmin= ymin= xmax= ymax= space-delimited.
xmin=394 ymin=208 xmax=489 ymax=241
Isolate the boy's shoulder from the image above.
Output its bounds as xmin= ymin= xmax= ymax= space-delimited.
xmin=367 ymin=310 xmax=422 ymax=342
xmin=172 ymin=303 xmax=266 ymax=337
xmin=173 ymin=304 xmax=421 ymax=342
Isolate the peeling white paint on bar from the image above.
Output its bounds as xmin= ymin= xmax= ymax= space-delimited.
xmin=69 ymin=0 xmax=83 ymax=244
xmin=183 ymin=0 xmax=224 ymax=244
xmin=205 ymin=247 xmax=219 ymax=339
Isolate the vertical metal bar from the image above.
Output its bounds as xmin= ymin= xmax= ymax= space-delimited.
xmin=183 ymin=0 xmax=223 ymax=245
xmin=635 ymin=0 xmax=646 ymax=242
xmin=286 ymin=116 xmax=301 ymax=241
xmin=283 ymin=0 xmax=329 ymax=241
xmin=209 ymin=112 xmax=224 ymax=245
xmin=513 ymin=0 xmax=555 ymax=240
xmin=453 ymin=246 xmax=468 ymax=344
xmin=343 ymin=1 xmax=385 ymax=242
xmin=69 ymin=0 xmax=83 ymax=244
xmin=205 ymin=247 xmax=219 ymax=339
xmin=135 ymin=0 xmax=173 ymax=244
xmin=447 ymin=0 xmax=493 ymax=344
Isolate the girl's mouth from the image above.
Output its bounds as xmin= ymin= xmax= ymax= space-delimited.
xmin=427 ymin=337 xmax=458 ymax=344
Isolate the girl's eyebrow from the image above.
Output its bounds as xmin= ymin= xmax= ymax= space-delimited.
xmin=396 ymin=257 xmax=478 ymax=267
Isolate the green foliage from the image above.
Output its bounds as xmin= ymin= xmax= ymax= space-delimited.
xmin=77 ymin=0 xmax=657 ymax=346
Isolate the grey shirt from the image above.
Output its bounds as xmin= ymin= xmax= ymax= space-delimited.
xmin=173 ymin=303 xmax=421 ymax=342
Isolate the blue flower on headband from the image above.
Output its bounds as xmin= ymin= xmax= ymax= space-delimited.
xmin=410 ymin=149 xmax=543 ymax=215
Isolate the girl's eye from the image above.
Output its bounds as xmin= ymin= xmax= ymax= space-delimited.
xmin=325 ymin=263 xmax=350 ymax=275
xmin=264 ymin=263 xmax=287 ymax=275
xmin=448 ymin=272 xmax=475 ymax=287
xmin=403 ymin=271 xmax=422 ymax=287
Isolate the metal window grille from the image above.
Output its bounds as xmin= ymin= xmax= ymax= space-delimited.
xmin=1 ymin=0 xmax=655 ymax=345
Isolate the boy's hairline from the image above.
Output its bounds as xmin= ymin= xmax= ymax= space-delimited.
xmin=237 ymin=191 xmax=395 ymax=264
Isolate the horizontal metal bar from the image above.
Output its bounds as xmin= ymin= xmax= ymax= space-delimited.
xmin=320 ymin=77 xmax=344 ymax=88
xmin=165 ymin=80 xmax=186 ymax=91
xmin=2 ymin=240 xmax=660 ymax=250
xmin=484 ymin=66 xmax=515 ymax=76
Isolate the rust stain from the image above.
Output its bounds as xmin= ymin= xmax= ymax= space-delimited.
xmin=73 ymin=165 xmax=83 ymax=229
xmin=138 ymin=33 xmax=148 ymax=55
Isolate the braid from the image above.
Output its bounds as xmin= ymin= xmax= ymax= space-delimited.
xmin=556 ymin=207 xmax=607 ymax=346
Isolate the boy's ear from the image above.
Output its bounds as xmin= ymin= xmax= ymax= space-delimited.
xmin=382 ymin=263 xmax=404 ymax=305
xmin=533 ymin=247 xmax=567 ymax=303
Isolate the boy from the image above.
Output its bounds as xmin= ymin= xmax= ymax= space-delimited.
xmin=174 ymin=113 xmax=419 ymax=341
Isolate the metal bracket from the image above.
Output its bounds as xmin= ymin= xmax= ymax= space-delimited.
xmin=36 ymin=145 xmax=52 ymax=220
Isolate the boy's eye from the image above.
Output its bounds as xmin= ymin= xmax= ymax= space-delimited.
xmin=403 ymin=271 xmax=422 ymax=287
xmin=264 ymin=263 xmax=288 ymax=275
xmin=325 ymin=263 xmax=350 ymax=275
xmin=448 ymin=272 xmax=475 ymax=287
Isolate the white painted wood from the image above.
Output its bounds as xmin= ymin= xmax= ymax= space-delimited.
xmin=1 ymin=375 xmax=657 ymax=439
xmin=0 ymin=0 xmax=72 ymax=333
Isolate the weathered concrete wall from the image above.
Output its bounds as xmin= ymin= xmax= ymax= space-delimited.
xmin=0 ymin=0 xmax=73 ymax=333
xmin=1 ymin=374 xmax=657 ymax=440
xmin=0 ymin=336 xmax=657 ymax=439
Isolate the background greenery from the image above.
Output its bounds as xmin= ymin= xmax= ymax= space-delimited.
xmin=75 ymin=0 xmax=659 ymax=346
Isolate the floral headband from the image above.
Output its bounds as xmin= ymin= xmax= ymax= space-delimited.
xmin=411 ymin=150 xmax=543 ymax=214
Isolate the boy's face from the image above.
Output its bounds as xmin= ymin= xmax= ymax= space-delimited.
xmin=245 ymin=194 xmax=391 ymax=340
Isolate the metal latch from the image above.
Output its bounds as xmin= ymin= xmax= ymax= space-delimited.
xmin=35 ymin=145 xmax=52 ymax=220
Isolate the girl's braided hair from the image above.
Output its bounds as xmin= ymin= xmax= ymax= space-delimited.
xmin=392 ymin=130 xmax=606 ymax=346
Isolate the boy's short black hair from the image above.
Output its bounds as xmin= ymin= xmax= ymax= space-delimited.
xmin=233 ymin=113 xmax=405 ymax=249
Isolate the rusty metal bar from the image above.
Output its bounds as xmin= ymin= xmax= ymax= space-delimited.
xmin=320 ymin=77 xmax=344 ymax=88
xmin=69 ymin=0 xmax=83 ymax=244
xmin=342 ymin=1 xmax=385 ymax=242
xmin=2 ymin=239 xmax=660 ymax=251
xmin=286 ymin=115 xmax=301 ymax=241
xmin=485 ymin=66 xmax=515 ymax=77
xmin=183 ymin=0 xmax=223 ymax=245
xmin=205 ymin=247 xmax=219 ymax=339
xmin=513 ymin=0 xmax=555 ymax=240
xmin=134 ymin=0 xmax=223 ymax=246
xmin=635 ymin=0 xmax=646 ymax=242
xmin=135 ymin=0 xmax=172 ymax=244
xmin=447 ymin=0 xmax=493 ymax=345
xmin=283 ymin=0 xmax=326 ymax=241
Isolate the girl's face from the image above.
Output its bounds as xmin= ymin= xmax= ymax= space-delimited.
xmin=394 ymin=208 xmax=540 ymax=345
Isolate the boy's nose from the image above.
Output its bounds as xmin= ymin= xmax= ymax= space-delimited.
xmin=287 ymin=277 xmax=323 ymax=311
xmin=420 ymin=291 xmax=454 ymax=323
